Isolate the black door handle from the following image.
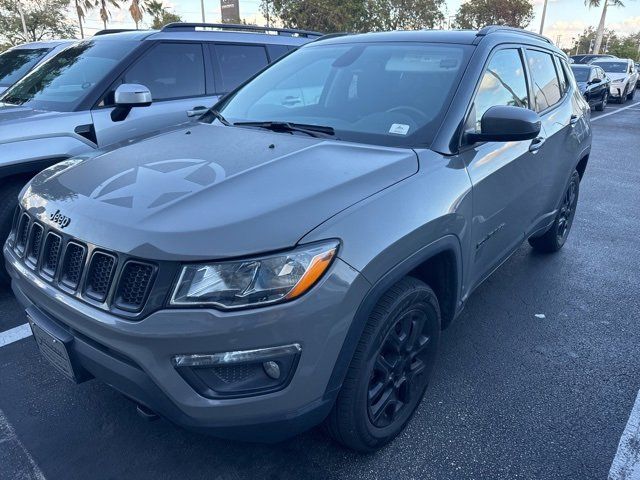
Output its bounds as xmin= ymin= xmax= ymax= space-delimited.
xmin=529 ymin=136 xmax=546 ymax=153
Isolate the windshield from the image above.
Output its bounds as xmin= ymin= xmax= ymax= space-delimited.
xmin=595 ymin=62 xmax=628 ymax=74
xmin=0 ymin=40 xmax=136 ymax=112
xmin=571 ymin=67 xmax=590 ymax=82
xmin=0 ymin=48 xmax=51 ymax=87
xmin=216 ymin=42 xmax=471 ymax=148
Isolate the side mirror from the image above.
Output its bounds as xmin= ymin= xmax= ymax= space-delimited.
xmin=589 ymin=77 xmax=601 ymax=84
xmin=111 ymin=83 xmax=152 ymax=122
xmin=466 ymin=106 xmax=541 ymax=143
xmin=115 ymin=83 xmax=152 ymax=107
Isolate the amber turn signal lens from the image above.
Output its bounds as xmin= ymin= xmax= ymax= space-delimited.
xmin=285 ymin=248 xmax=337 ymax=300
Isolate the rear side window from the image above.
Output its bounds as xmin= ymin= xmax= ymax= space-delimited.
xmin=267 ymin=44 xmax=292 ymax=62
xmin=527 ymin=50 xmax=562 ymax=111
xmin=215 ymin=44 xmax=269 ymax=93
xmin=554 ymin=56 xmax=567 ymax=94
xmin=467 ymin=49 xmax=529 ymax=133
xmin=124 ymin=43 xmax=206 ymax=101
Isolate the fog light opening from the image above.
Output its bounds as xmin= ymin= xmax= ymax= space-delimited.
xmin=263 ymin=361 xmax=281 ymax=380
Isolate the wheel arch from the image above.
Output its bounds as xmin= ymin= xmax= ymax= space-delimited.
xmin=324 ymin=235 xmax=463 ymax=396
xmin=575 ymin=153 xmax=589 ymax=181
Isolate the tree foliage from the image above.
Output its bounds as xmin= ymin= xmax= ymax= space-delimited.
xmin=571 ymin=27 xmax=640 ymax=60
xmin=453 ymin=0 xmax=534 ymax=30
xmin=0 ymin=0 xmax=77 ymax=46
xmin=146 ymin=0 xmax=180 ymax=29
xmin=94 ymin=0 xmax=123 ymax=29
xmin=260 ymin=0 xmax=444 ymax=33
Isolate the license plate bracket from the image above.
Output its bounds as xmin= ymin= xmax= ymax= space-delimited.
xmin=27 ymin=309 xmax=79 ymax=382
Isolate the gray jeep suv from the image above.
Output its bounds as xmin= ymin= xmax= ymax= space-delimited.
xmin=4 ymin=26 xmax=592 ymax=452
xmin=0 ymin=23 xmax=320 ymax=282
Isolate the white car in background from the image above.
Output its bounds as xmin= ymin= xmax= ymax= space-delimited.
xmin=0 ymin=40 xmax=74 ymax=95
xmin=593 ymin=58 xmax=638 ymax=103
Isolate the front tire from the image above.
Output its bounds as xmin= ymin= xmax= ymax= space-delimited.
xmin=595 ymin=91 xmax=608 ymax=111
xmin=325 ymin=277 xmax=441 ymax=452
xmin=628 ymin=86 xmax=635 ymax=100
xmin=529 ymin=170 xmax=580 ymax=253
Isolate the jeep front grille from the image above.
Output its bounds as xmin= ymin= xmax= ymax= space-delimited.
xmin=41 ymin=233 xmax=62 ymax=278
xmin=26 ymin=223 xmax=44 ymax=266
xmin=59 ymin=242 xmax=86 ymax=291
xmin=84 ymin=252 xmax=117 ymax=302
xmin=9 ymin=209 xmax=159 ymax=317
xmin=15 ymin=213 xmax=30 ymax=255
xmin=114 ymin=261 xmax=156 ymax=312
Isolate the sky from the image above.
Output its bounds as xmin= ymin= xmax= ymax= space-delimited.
xmin=75 ymin=0 xmax=640 ymax=49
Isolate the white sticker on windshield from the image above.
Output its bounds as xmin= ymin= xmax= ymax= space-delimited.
xmin=389 ymin=124 xmax=410 ymax=135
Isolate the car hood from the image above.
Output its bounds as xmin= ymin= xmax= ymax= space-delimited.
xmin=606 ymin=73 xmax=628 ymax=82
xmin=22 ymin=123 xmax=419 ymax=260
xmin=0 ymin=104 xmax=90 ymax=144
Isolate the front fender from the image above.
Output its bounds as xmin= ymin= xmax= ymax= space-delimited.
xmin=0 ymin=135 xmax=94 ymax=178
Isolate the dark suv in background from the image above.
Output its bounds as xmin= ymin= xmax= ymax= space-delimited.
xmin=0 ymin=23 xmax=320 ymax=283
xmin=571 ymin=64 xmax=610 ymax=110
xmin=5 ymin=26 xmax=591 ymax=452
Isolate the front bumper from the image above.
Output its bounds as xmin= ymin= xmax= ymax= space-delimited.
xmin=609 ymin=84 xmax=626 ymax=98
xmin=5 ymin=245 xmax=370 ymax=441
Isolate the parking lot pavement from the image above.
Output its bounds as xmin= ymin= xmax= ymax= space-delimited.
xmin=1 ymin=101 xmax=639 ymax=480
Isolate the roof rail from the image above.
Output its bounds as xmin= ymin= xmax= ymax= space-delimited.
xmin=161 ymin=22 xmax=323 ymax=38
xmin=312 ymin=32 xmax=353 ymax=42
xmin=476 ymin=25 xmax=552 ymax=44
xmin=94 ymin=29 xmax=140 ymax=36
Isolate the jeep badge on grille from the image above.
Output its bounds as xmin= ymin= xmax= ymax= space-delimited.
xmin=49 ymin=210 xmax=71 ymax=229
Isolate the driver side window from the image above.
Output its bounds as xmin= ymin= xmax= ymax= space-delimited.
xmin=466 ymin=49 xmax=529 ymax=133
xmin=103 ymin=42 xmax=206 ymax=106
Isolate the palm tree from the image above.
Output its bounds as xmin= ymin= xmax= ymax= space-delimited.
xmin=585 ymin=0 xmax=625 ymax=54
xmin=74 ymin=0 xmax=94 ymax=38
xmin=95 ymin=0 xmax=123 ymax=29
xmin=129 ymin=0 xmax=144 ymax=29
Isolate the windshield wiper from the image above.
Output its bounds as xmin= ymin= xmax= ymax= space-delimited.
xmin=233 ymin=121 xmax=335 ymax=138
xmin=201 ymin=108 xmax=231 ymax=126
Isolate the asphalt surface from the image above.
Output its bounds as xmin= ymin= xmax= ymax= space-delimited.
xmin=1 ymin=100 xmax=639 ymax=480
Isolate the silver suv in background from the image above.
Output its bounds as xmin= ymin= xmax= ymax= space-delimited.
xmin=5 ymin=26 xmax=592 ymax=452
xmin=0 ymin=23 xmax=320 ymax=283
xmin=592 ymin=58 xmax=638 ymax=103
xmin=0 ymin=40 xmax=75 ymax=95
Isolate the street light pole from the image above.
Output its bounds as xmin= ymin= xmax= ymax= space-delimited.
xmin=16 ymin=1 xmax=28 ymax=38
xmin=200 ymin=0 xmax=206 ymax=22
xmin=539 ymin=0 xmax=549 ymax=35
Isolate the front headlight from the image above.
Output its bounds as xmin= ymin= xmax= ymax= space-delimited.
xmin=170 ymin=241 xmax=338 ymax=309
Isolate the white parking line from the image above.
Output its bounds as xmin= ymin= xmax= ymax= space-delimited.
xmin=592 ymin=101 xmax=640 ymax=121
xmin=609 ymin=389 xmax=640 ymax=480
xmin=0 ymin=408 xmax=47 ymax=480
xmin=0 ymin=323 xmax=32 ymax=348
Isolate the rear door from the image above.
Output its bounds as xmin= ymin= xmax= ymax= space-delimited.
xmin=461 ymin=47 xmax=541 ymax=289
xmin=91 ymin=42 xmax=218 ymax=147
xmin=524 ymin=49 xmax=577 ymax=231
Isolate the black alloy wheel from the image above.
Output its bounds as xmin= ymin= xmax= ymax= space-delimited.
xmin=367 ymin=308 xmax=434 ymax=428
